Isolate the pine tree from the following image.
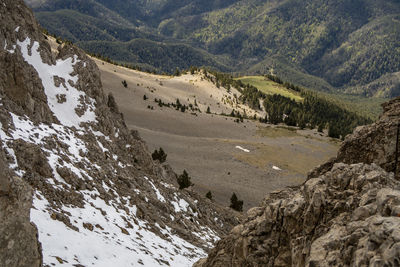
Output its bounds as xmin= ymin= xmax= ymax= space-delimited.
xmin=177 ymin=170 xmax=193 ymax=189
xmin=230 ymin=193 xmax=243 ymax=212
xmin=206 ymin=106 xmax=211 ymax=114
xmin=152 ymin=148 xmax=167 ymax=163
xmin=122 ymin=80 xmax=128 ymax=88
xmin=205 ymin=191 xmax=212 ymax=200
xmin=328 ymin=123 xmax=340 ymax=138
xmin=318 ymin=123 xmax=324 ymax=133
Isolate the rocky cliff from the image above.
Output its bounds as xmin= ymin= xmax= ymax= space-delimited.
xmin=0 ymin=1 xmax=238 ymax=266
xmin=309 ymin=96 xmax=400 ymax=178
xmin=195 ymin=98 xmax=400 ymax=266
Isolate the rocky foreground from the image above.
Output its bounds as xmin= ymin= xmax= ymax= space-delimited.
xmin=0 ymin=1 xmax=239 ymax=266
xmin=195 ymin=97 xmax=400 ymax=266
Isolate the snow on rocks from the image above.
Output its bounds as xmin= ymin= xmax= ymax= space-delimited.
xmin=145 ymin=176 xmax=166 ymax=203
xmin=32 ymin=190 xmax=207 ymax=267
xmin=16 ymin=37 xmax=96 ymax=128
xmin=0 ymin=21 xmax=237 ymax=267
xmin=171 ymin=193 xmax=190 ymax=213
xmin=0 ymin=106 xmax=221 ymax=266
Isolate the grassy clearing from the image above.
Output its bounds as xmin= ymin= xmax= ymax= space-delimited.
xmin=256 ymin=125 xmax=299 ymax=138
xmin=237 ymin=76 xmax=304 ymax=102
xmin=233 ymin=143 xmax=323 ymax=175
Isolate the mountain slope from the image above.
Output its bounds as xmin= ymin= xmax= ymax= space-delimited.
xmin=164 ymin=0 xmax=400 ymax=95
xmin=33 ymin=9 xmax=232 ymax=73
xmin=27 ymin=0 xmax=400 ymax=98
xmin=195 ymin=96 xmax=400 ymax=266
xmin=0 ymin=1 xmax=238 ymax=266
xmin=77 ymin=39 xmax=232 ymax=73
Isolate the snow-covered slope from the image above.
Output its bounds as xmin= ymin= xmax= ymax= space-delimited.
xmin=0 ymin=1 xmax=238 ymax=266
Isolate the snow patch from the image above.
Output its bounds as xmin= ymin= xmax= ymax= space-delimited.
xmin=171 ymin=194 xmax=190 ymax=213
xmin=272 ymin=165 xmax=282 ymax=171
xmin=236 ymin=145 xmax=250 ymax=153
xmin=145 ymin=176 xmax=166 ymax=203
xmin=4 ymin=40 xmax=16 ymax=53
xmin=32 ymin=191 xmax=206 ymax=267
xmin=14 ymin=37 xmax=96 ymax=128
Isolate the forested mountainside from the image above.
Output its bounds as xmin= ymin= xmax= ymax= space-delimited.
xmin=0 ymin=1 xmax=238 ymax=266
xmin=26 ymin=0 xmax=400 ymax=98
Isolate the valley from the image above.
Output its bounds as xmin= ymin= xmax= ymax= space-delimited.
xmin=27 ymin=0 xmax=400 ymax=99
xmin=94 ymin=56 xmax=339 ymax=209
xmin=2 ymin=1 xmax=400 ymax=266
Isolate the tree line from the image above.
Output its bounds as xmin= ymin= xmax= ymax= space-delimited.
xmin=196 ymin=68 xmax=372 ymax=139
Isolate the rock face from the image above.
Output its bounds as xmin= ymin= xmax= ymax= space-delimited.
xmin=196 ymin=98 xmax=400 ymax=266
xmin=309 ymin=96 xmax=400 ymax=179
xmin=0 ymin=153 xmax=42 ymax=267
xmin=0 ymin=1 xmax=238 ymax=266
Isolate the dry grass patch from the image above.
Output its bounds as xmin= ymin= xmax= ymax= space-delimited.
xmin=256 ymin=125 xmax=299 ymax=138
xmin=233 ymin=143 xmax=325 ymax=175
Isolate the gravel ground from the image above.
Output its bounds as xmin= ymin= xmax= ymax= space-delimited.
xmin=97 ymin=59 xmax=339 ymax=210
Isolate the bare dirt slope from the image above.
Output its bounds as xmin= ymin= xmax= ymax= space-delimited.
xmin=95 ymin=58 xmax=339 ymax=210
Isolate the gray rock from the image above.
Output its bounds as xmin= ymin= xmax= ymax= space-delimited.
xmin=0 ymin=155 xmax=42 ymax=267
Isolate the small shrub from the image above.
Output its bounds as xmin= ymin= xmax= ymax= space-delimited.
xmin=205 ymin=191 xmax=212 ymax=200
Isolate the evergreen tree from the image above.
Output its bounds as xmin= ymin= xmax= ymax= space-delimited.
xmin=230 ymin=193 xmax=243 ymax=212
xmin=143 ymin=94 xmax=148 ymax=100
xmin=189 ymin=66 xmax=196 ymax=75
xmin=328 ymin=123 xmax=340 ymax=138
xmin=177 ymin=170 xmax=193 ymax=189
xmin=285 ymin=113 xmax=297 ymax=126
xmin=206 ymin=106 xmax=211 ymax=114
xmin=205 ymin=191 xmax=212 ymax=200
xmin=152 ymin=148 xmax=167 ymax=163
xmin=176 ymin=99 xmax=181 ymax=108
xmin=318 ymin=123 xmax=324 ymax=133
xmin=122 ymin=80 xmax=128 ymax=88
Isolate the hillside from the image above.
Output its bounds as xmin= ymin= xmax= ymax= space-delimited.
xmin=238 ymin=75 xmax=386 ymax=120
xmin=195 ymin=95 xmax=400 ymax=266
xmin=161 ymin=0 xmax=400 ymax=97
xmin=0 ymin=1 xmax=239 ymax=266
xmin=86 ymin=50 xmax=370 ymax=210
xmin=26 ymin=0 xmax=400 ymax=99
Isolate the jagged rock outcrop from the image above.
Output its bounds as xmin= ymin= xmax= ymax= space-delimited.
xmin=196 ymin=98 xmax=400 ymax=266
xmin=309 ymin=96 xmax=400 ymax=179
xmin=0 ymin=1 xmax=238 ymax=266
xmin=0 ymin=152 xmax=42 ymax=267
